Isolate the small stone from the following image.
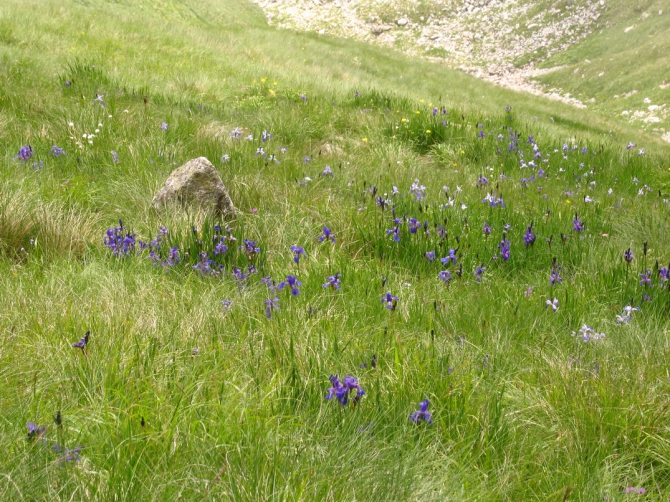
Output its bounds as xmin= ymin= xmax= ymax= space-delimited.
xmin=152 ymin=157 xmax=236 ymax=217
xmin=396 ymin=18 xmax=408 ymax=27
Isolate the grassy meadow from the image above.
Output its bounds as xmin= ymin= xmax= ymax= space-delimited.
xmin=1 ymin=0 xmax=670 ymax=500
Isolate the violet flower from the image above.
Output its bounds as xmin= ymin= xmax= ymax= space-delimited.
xmin=409 ymin=399 xmax=433 ymax=424
xmin=319 ymin=226 xmax=336 ymax=243
xmin=438 ymin=270 xmax=452 ymax=285
xmin=51 ymin=145 xmax=66 ymax=157
xmin=440 ymin=248 xmax=458 ymax=266
xmin=624 ymin=248 xmax=634 ymax=264
xmin=265 ymin=297 xmax=280 ymax=318
xmin=71 ymin=330 xmax=90 ymax=353
xmin=278 ymin=275 xmax=301 ymax=296
xmin=326 ymin=375 xmax=364 ymax=406
xmin=523 ymin=223 xmax=536 ymax=248
xmin=382 ymin=292 xmax=398 ymax=310
xmin=16 ymin=145 xmax=33 ymax=161
xmin=290 ymin=245 xmax=306 ymax=265
xmin=323 ymin=273 xmax=341 ymax=290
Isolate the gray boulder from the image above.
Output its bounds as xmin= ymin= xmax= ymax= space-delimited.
xmin=152 ymin=157 xmax=236 ymax=217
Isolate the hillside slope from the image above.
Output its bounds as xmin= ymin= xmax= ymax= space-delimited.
xmin=252 ymin=0 xmax=670 ymax=141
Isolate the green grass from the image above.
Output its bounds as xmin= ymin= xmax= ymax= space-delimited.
xmin=1 ymin=0 xmax=670 ymax=500
xmin=535 ymin=0 xmax=670 ymax=135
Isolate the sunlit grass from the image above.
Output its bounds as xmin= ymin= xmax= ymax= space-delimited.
xmin=1 ymin=0 xmax=669 ymax=500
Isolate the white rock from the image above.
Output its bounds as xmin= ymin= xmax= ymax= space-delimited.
xmin=396 ymin=18 xmax=408 ymax=27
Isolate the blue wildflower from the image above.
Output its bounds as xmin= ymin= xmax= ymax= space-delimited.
xmin=16 ymin=145 xmax=33 ymax=162
xmin=409 ymin=399 xmax=433 ymax=424
xmin=319 ymin=226 xmax=336 ymax=243
xmin=323 ymin=273 xmax=341 ymax=290
xmin=438 ymin=270 xmax=452 ymax=285
xmin=382 ymin=292 xmax=398 ymax=310
xmin=71 ymin=330 xmax=90 ymax=354
xmin=278 ymin=275 xmax=301 ymax=296
xmin=290 ymin=245 xmax=306 ymax=265
xmin=264 ymin=297 xmax=280 ymax=318
xmin=51 ymin=145 xmax=66 ymax=157
xmin=326 ymin=375 xmax=364 ymax=406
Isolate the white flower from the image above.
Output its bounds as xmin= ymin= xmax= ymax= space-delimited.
xmin=571 ymin=324 xmax=606 ymax=342
xmin=460 ymin=203 xmax=467 ymax=210
xmin=68 ymin=122 xmax=74 ymax=127
xmin=607 ymin=188 xmax=613 ymax=195
xmin=545 ymin=298 xmax=559 ymax=312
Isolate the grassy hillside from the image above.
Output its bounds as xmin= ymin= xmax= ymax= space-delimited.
xmin=535 ymin=0 xmax=670 ymax=138
xmin=1 ymin=0 xmax=670 ymax=500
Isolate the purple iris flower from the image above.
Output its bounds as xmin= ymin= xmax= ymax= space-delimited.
xmin=193 ymin=252 xmax=219 ymax=276
xmin=382 ymin=292 xmax=398 ymax=310
xmin=27 ymin=422 xmax=47 ymax=440
xmin=499 ymin=238 xmax=511 ymax=261
xmin=51 ymin=145 xmax=66 ymax=157
xmin=300 ymin=94 xmax=307 ymax=102
xmin=16 ymin=145 xmax=33 ymax=161
xmin=213 ymin=239 xmax=228 ymax=255
xmin=625 ymin=487 xmax=646 ymax=494
xmin=104 ymin=220 xmax=136 ymax=256
xmin=52 ymin=444 xmax=84 ymax=462
xmin=265 ymin=297 xmax=280 ymax=318
xmin=523 ymin=224 xmax=536 ymax=248
xmin=71 ymin=330 xmax=90 ymax=353
xmin=321 ymin=165 xmax=333 ymax=177
xmin=278 ymin=275 xmax=301 ymax=296
xmin=160 ymin=122 xmax=169 ymax=132
xmin=386 ymin=225 xmax=401 ymax=242
xmin=407 ymin=218 xmax=421 ymax=234
xmin=291 ymin=245 xmax=306 ymax=265
xmin=323 ymin=273 xmax=341 ymax=290
xmin=261 ymin=130 xmax=273 ymax=143
xmin=163 ymin=247 xmax=179 ymax=267
xmin=326 ymin=375 xmax=365 ymax=406
xmin=624 ymin=248 xmax=634 ymax=264
xmin=319 ymin=226 xmax=336 ymax=243
xmin=221 ymin=299 xmax=232 ymax=313
xmin=438 ymin=270 xmax=452 ymax=285
xmin=477 ymin=176 xmax=489 ymax=186
xmin=659 ymin=266 xmax=669 ymax=285
xmin=483 ymin=222 xmax=491 ymax=237
xmin=550 ymin=265 xmax=562 ymax=286
xmin=425 ymin=250 xmax=436 ymax=263
xmin=573 ymin=214 xmax=583 ymax=232
xmin=441 ymin=248 xmax=458 ymax=266
xmin=111 ymin=150 xmax=120 ymax=164
xmin=639 ymin=270 xmax=652 ymax=287
xmin=409 ymin=399 xmax=433 ymax=424
xmin=474 ymin=266 xmax=486 ymax=283
xmin=241 ymin=239 xmax=260 ymax=259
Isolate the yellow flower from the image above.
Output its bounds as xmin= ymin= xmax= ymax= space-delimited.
xmin=425 ymin=130 xmax=431 ymax=134
xmin=401 ymin=118 xmax=407 ymax=123
xmin=453 ymin=163 xmax=458 ymax=167
xmin=362 ymin=138 xmax=368 ymax=142
xmin=273 ymin=82 xmax=277 ymax=86
xmin=415 ymin=110 xmax=421 ymax=114
xmin=419 ymin=99 xmax=425 ymax=103
xmin=460 ymin=150 xmax=465 ymax=154
xmin=268 ymin=89 xmax=276 ymax=96
xmin=565 ymin=200 xmax=571 ymax=204
xmin=261 ymin=77 xmax=267 ymax=83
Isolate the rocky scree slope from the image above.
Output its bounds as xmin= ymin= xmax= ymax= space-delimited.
xmin=252 ymin=0 xmax=606 ymax=107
